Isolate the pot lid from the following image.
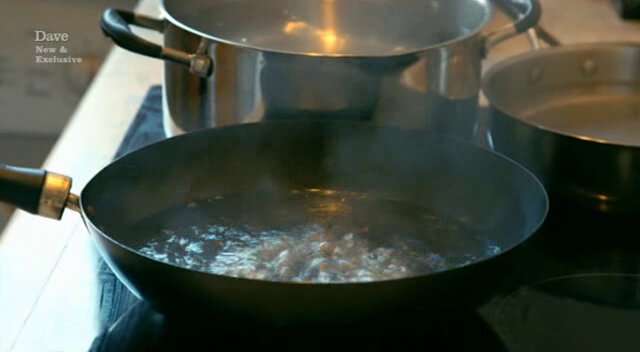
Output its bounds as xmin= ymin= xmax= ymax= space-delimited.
xmin=161 ymin=0 xmax=491 ymax=57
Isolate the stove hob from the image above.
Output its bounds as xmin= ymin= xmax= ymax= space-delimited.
xmin=484 ymin=274 xmax=640 ymax=352
xmin=90 ymin=301 xmax=506 ymax=351
xmin=92 ymin=274 xmax=640 ymax=352
xmin=88 ymin=85 xmax=640 ymax=352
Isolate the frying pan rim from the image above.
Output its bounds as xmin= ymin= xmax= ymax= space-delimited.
xmin=481 ymin=41 xmax=640 ymax=148
xmin=79 ymin=120 xmax=549 ymax=286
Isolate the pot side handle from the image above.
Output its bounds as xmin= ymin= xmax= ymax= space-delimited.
xmin=100 ymin=8 xmax=213 ymax=78
xmin=485 ymin=0 xmax=542 ymax=49
xmin=0 ymin=164 xmax=79 ymax=220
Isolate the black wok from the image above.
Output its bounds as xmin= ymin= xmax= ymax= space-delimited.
xmin=0 ymin=121 xmax=547 ymax=326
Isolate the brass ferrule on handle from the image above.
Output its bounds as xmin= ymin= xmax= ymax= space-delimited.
xmin=38 ymin=172 xmax=75 ymax=219
xmin=0 ymin=163 xmax=79 ymax=221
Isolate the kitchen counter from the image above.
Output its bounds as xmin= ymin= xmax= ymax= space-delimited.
xmin=0 ymin=0 xmax=639 ymax=351
xmin=0 ymin=1 xmax=162 ymax=351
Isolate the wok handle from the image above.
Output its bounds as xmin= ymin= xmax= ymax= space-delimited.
xmin=100 ymin=8 xmax=213 ymax=77
xmin=485 ymin=0 xmax=542 ymax=49
xmin=0 ymin=164 xmax=79 ymax=220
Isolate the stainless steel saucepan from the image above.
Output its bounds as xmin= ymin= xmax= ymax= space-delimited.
xmin=484 ymin=43 xmax=640 ymax=214
xmin=100 ymin=0 xmax=541 ymax=138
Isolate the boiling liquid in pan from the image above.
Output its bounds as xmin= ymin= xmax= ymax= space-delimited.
xmin=131 ymin=189 xmax=501 ymax=283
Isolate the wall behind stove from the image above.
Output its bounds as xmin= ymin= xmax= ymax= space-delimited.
xmin=0 ymin=0 xmax=135 ymax=227
xmin=0 ymin=0 xmax=135 ymax=137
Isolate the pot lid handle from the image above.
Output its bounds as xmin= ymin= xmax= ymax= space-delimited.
xmin=484 ymin=0 xmax=542 ymax=50
xmin=100 ymin=8 xmax=213 ymax=78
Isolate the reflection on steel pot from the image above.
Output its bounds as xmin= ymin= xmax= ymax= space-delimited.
xmin=100 ymin=0 xmax=541 ymax=138
xmin=484 ymin=43 xmax=640 ymax=214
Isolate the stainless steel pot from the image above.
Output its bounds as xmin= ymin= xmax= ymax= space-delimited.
xmin=101 ymin=0 xmax=541 ymax=137
xmin=483 ymin=43 xmax=640 ymax=214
